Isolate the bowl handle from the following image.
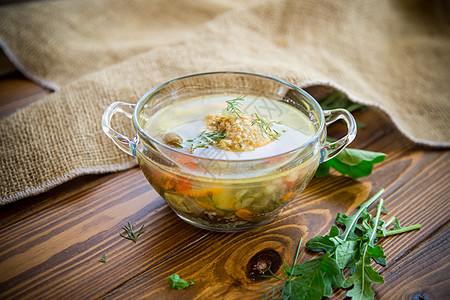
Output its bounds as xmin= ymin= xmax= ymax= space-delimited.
xmin=101 ymin=101 xmax=137 ymax=157
xmin=320 ymin=108 xmax=357 ymax=163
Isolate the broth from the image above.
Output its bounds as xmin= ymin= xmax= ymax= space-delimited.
xmin=138 ymin=95 xmax=319 ymax=231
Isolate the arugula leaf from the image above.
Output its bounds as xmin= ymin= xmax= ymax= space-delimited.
xmin=168 ymin=274 xmax=194 ymax=290
xmin=344 ymin=198 xmax=385 ymax=299
xmin=316 ymin=149 xmax=386 ymax=179
xmin=261 ymin=188 xmax=420 ymax=300
xmin=344 ymin=253 xmax=385 ymax=300
xmin=305 ymin=236 xmax=337 ymax=253
xmin=323 ymin=269 xmax=346 ymax=297
xmin=306 ymin=225 xmax=342 ymax=253
xmin=314 ymin=162 xmax=331 ymax=178
xmin=287 ymin=254 xmax=342 ymax=300
xmin=327 ymin=149 xmax=387 ymax=178
xmin=335 ymin=240 xmax=359 ymax=269
xmin=368 ymin=245 xmax=387 ymax=266
xmin=337 ymin=149 xmax=386 ymax=166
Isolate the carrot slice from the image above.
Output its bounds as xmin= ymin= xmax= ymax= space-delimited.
xmin=281 ymin=191 xmax=297 ymax=202
xmin=235 ymin=208 xmax=254 ymax=221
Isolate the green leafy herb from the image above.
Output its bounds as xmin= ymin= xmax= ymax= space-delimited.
xmin=185 ymin=130 xmax=226 ymax=153
xmin=316 ymin=148 xmax=386 ymax=179
xmin=99 ymin=254 xmax=106 ymax=263
xmin=251 ymin=112 xmax=281 ymax=140
xmin=343 ymin=198 xmax=385 ymax=299
xmin=168 ymin=274 xmax=194 ymax=290
xmin=262 ymin=189 xmax=421 ymax=300
xmin=225 ymin=95 xmax=245 ymax=118
xmin=316 ymin=91 xmax=385 ymax=179
xmin=120 ymin=222 xmax=145 ymax=243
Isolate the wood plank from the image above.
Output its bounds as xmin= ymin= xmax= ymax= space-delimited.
xmin=97 ymin=149 xmax=448 ymax=299
xmin=0 ymin=114 xmax=446 ymax=299
xmin=0 ymin=75 xmax=448 ymax=299
xmin=0 ymin=173 xmax=119 ymax=230
xmin=0 ymin=71 xmax=50 ymax=118
xmin=376 ymin=221 xmax=450 ymax=299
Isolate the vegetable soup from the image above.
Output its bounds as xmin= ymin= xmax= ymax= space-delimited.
xmin=136 ymin=95 xmax=319 ymax=230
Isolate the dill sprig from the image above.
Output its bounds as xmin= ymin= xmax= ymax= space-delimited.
xmin=261 ymin=238 xmax=303 ymax=299
xmin=120 ymin=222 xmax=145 ymax=243
xmin=225 ymin=96 xmax=245 ymax=118
xmin=251 ymin=113 xmax=281 ymax=140
xmin=186 ymin=130 xmax=226 ymax=153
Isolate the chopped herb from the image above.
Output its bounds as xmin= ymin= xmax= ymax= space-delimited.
xmin=184 ymin=130 xmax=226 ymax=153
xmin=99 ymin=254 xmax=106 ymax=263
xmin=251 ymin=113 xmax=281 ymax=140
xmin=168 ymin=274 xmax=195 ymax=290
xmin=225 ymin=95 xmax=245 ymax=118
xmin=120 ymin=222 xmax=145 ymax=243
xmin=262 ymin=189 xmax=421 ymax=300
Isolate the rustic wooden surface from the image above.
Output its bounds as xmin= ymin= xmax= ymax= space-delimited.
xmin=0 ymin=71 xmax=449 ymax=300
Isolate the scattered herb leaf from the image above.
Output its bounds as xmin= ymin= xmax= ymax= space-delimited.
xmin=184 ymin=130 xmax=226 ymax=153
xmin=251 ymin=112 xmax=281 ymax=140
xmin=262 ymin=189 xmax=421 ymax=299
xmin=120 ymin=222 xmax=145 ymax=243
xmin=225 ymin=95 xmax=245 ymax=118
xmin=99 ymin=254 xmax=106 ymax=263
xmin=168 ymin=274 xmax=195 ymax=290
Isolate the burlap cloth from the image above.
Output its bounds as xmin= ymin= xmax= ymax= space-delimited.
xmin=0 ymin=0 xmax=449 ymax=204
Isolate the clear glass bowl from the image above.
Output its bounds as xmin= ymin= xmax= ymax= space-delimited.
xmin=102 ymin=71 xmax=356 ymax=232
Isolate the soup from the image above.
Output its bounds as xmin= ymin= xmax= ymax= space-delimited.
xmin=137 ymin=95 xmax=319 ymax=230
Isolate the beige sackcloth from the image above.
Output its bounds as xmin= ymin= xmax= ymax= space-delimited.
xmin=0 ymin=0 xmax=449 ymax=204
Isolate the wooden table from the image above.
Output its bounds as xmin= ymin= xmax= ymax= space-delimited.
xmin=0 ymin=71 xmax=448 ymax=300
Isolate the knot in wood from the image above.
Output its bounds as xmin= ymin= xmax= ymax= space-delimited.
xmin=246 ymin=248 xmax=282 ymax=281
xmin=411 ymin=292 xmax=429 ymax=300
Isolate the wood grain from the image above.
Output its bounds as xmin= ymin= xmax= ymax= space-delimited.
xmin=0 ymin=72 xmax=448 ymax=300
xmin=0 ymin=71 xmax=50 ymax=119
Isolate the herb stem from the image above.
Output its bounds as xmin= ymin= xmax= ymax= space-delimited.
xmin=370 ymin=198 xmax=384 ymax=243
xmin=377 ymin=224 xmax=421 ymax=237
xmin=292 ymin=237 xmax=303 ymax=270
xmin=342 ymin=188 xmax=384 ymax=241
xmin=384 ymin=216 xmax=396 ymax=228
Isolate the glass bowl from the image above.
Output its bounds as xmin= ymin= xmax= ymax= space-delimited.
xmin=102 ymin=71 xmax=356 ymax=232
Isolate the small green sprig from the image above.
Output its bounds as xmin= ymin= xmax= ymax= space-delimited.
xmin=120 ymin=222 xmax=145 ymax=243
xmin=99 ymin=254 xmax=106 ymax=263
xmin=185 ymin=130 xmax=226 ymax=153
xmin=251 ymin=112 xmax=281 ymax=140
xmin=168 ymin=274 xmax=194 ymax=290
xmin=225 ymin=96 xmax=245 ymax=118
